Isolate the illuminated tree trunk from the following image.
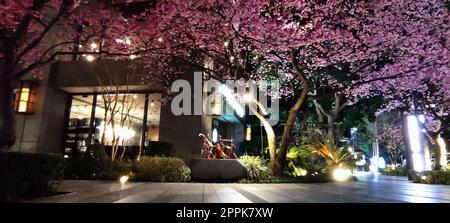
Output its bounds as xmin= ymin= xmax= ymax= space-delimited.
xmin=272 ymin=50 xmax=309 ymax=175
xmin=251 ymin=108 xmax=276 ymax=171
xmin=437 ymin=136 xmax=448 ymax=170
xmin=434 ymin=134 xmax=447 ymax=170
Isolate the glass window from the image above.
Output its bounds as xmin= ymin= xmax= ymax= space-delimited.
xmin=64 ymin=95 xmax=94 ymax=155
xmin=146 ymin=93 xmax=162 ymax=142
xmin=64 ymin=92 xmax=162 ymax=159
xmin=94 ymin=93 xmax=145 ymax=147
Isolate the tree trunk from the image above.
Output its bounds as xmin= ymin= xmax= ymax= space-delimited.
xmin=274 ymin=107 xmax=300 ymax=175
xmin=270 ymin=49 xmax=309 ymax=176
xmin=248 ymin=106 xmax=277 ymax=173
xmin=433 ymin=135 xmax=445 ymax=170
xmin=326 ymin=116 xmax=336 ymax=142
xmin=275 ymin=84 xmax=308 ymax=175
xmin=0 ymin=44 xmax=16 ymax=150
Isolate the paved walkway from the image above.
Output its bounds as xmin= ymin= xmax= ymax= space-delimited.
xmin=31 ymin=172 xmax=450 ymax=203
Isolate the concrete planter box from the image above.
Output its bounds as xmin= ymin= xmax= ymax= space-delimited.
xmin=190 ymin=158 xmax=246 ymax=181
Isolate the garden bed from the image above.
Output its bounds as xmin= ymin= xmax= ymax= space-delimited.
xmin=409 ymin=170 xmax=450 ymax=185
xmin=381 ymin=166 xmax=408 ymax=176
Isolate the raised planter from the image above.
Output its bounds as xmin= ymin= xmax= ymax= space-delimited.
xmin=190 ymin=158 xmax=246 ymax=181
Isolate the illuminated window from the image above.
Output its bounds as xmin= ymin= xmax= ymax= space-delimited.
xmin=15 ymin=82 xmax=33 ymax=113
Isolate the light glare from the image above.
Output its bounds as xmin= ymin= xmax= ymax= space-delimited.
xmin=212 ymin=128 xmax=218 ymax=143
xmin=218 ymin=85 xmax=245 ymax=117
xmin=333 ymin=168 xmax=351 ymax=182
xmin=86 ymin=55 xmax=95 ymax=62
xmin=120 ymin=175 xmax=129 ymax=184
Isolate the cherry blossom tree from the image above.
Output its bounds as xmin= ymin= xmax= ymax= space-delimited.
xmin=1 ymin=0 xmax=82 ymax=149
xmin=378 ymin=124 xmax=405 ymax=166
xmin=143 ymin=0 xmax=449 ymax=175
xmin=351 ymin=0 xmax=449 ymax=169
xmin=380 ymin=80 xmax=449 ymax=170
xmin=2 ymin=0 xmax=447 ymax=175
xmin=0 ymin=0 xmax=174 ymax=149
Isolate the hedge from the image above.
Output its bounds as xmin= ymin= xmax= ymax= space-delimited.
xmin=0 ymin=152 xmax=65 ymax=202
xmin=64 ymin=144 xmax=130 ymax=180
xmin=381 ymin=166 xmax=408 ymax=176
xmin=132 ymin=156 xmax=191 ymax=182
xmin=409 ymin=170 xmax=450 ymax=185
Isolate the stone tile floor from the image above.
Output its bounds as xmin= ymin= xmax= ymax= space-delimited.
xmin=31 ymin=172 xmax=450 ymax=203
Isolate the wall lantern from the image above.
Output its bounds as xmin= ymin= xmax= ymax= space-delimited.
xmin=14 ymin=81 xmax=33 ymax=113
xmin=212 ymin=128 xmax=218 ymax=143
xmin=245 ymin=125 xmax=251 ymax=141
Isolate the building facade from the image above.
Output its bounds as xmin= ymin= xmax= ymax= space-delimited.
xmin=11 ymin=59 xmax=245 ymax=161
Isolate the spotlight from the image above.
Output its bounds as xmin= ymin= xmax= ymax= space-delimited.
xmin=332 ymin=167 xmax=351 ymax=182
xmin=120 ymin=175 xmax=129 ymax=184
xmin=86 ymin=55 xmax=95 ymax=62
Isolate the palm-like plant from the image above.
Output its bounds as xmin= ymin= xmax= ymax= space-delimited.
xmin=312 ymin=139 xmax=356 ymax=171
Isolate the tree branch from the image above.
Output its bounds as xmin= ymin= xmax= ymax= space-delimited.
xmin=15 ymin=0 xmax=72 ymax=64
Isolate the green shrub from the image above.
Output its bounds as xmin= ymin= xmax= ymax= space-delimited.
xmin=132 ymin=156 xmax=191 ymax=182
xmin=311 ymin=140 xmax=356 ymax=171
xmin=239 ymin=156 xmax=271 ymax=182
xmin=0 ymin=152 xmax=65 ymax=202
xmin=100 ymin=160 xmax=131 ymax=180
xmin=381 ymin=166 xmax=408 ymax=176
xmin=64 ymin=144 xmax=130 ymax=180
xmin=410 ymin=170 xmax=450 ymax=185
xmin=64 ymin=154 xmax=98 ymax=179
xmin=287 ymin=145 xmax=328 ymax=177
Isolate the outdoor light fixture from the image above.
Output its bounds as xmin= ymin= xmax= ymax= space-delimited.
xmin=120 ymin=175 xmax=129 ymax=184
xmin=332 ymin=167 xmax=351 ymax=182
xmin=129 ymin=54 xmax=137 ymax=60
xmin=245 ymin=125 xmax=251 ymax=141
xmin=15 ymin=81 xmax=33 ymax=113
xmin=86 ymin=55 xmax=95 ymax=62
xmin=348 ymin=146 xmax=353 ymax=153
xmin=223 ymin=41 xmax=229 ymax=47
xmin=90 ymin=43 xmax=98 ymax=49
xmin=158 ymin=37 xmax=163 ymax=42
xmin=212 ymin=128 xmax=218 ymax=143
